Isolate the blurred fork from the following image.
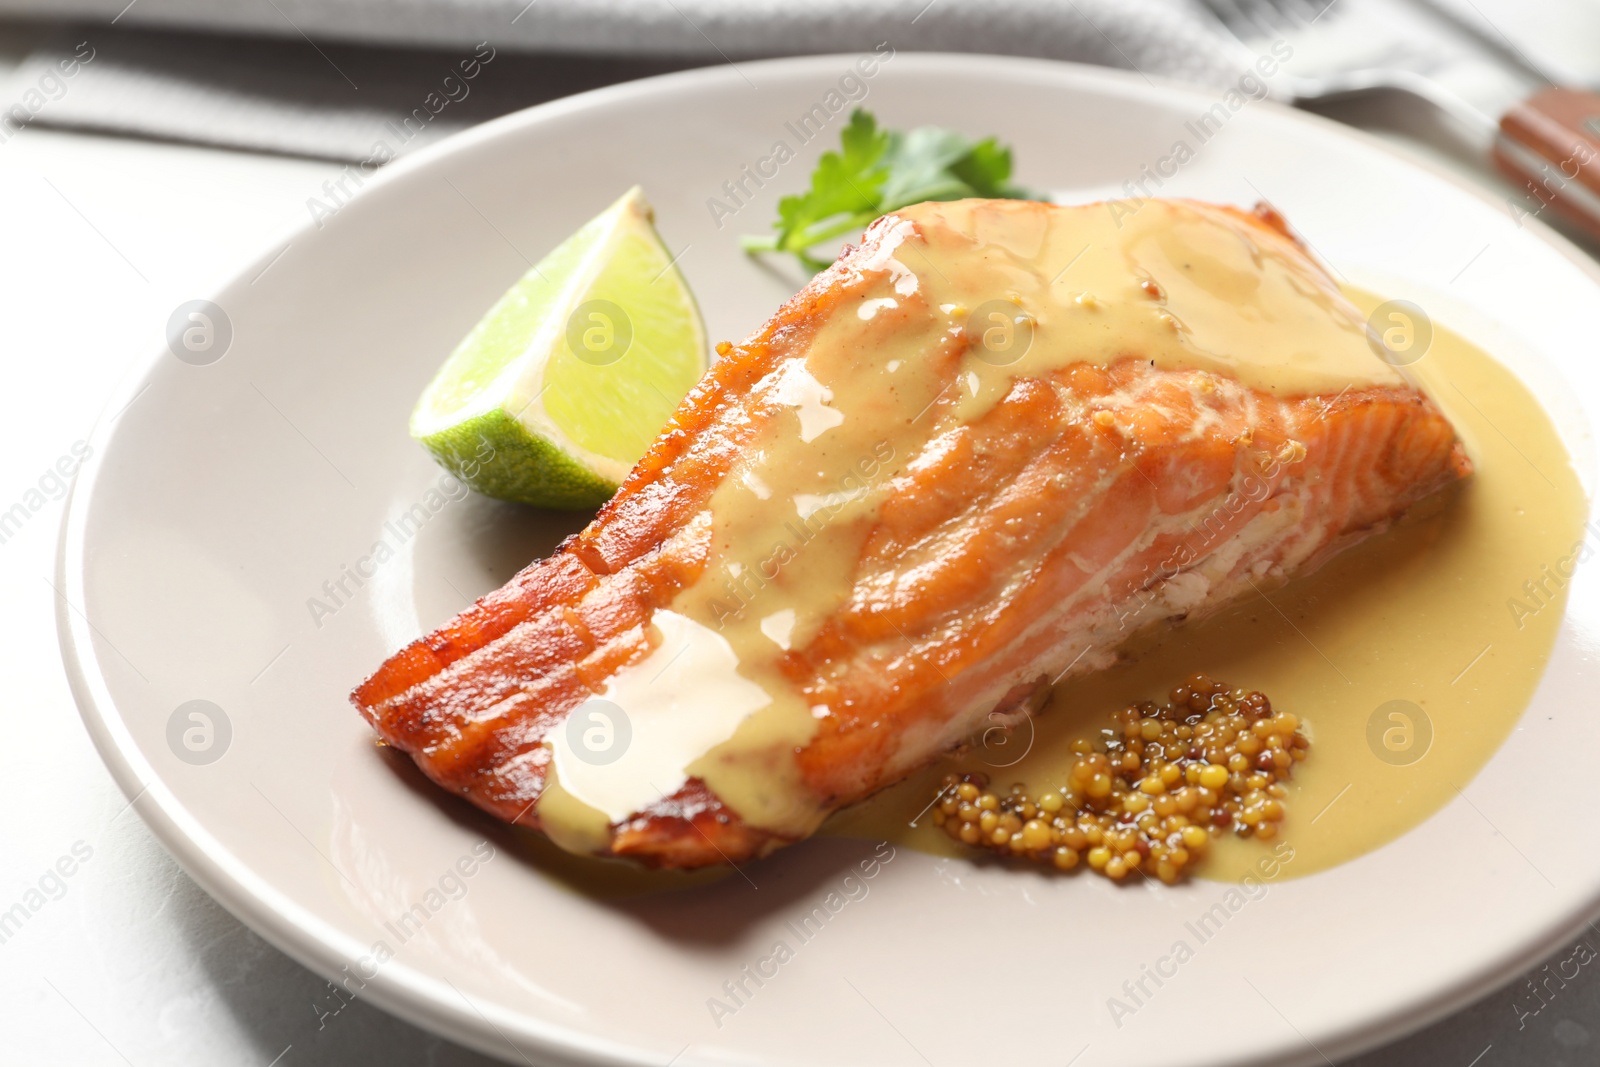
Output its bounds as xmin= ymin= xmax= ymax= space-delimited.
xmin=1199 ymin=0 xmax=1600 ymax=241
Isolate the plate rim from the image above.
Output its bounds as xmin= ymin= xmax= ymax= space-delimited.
xmin=55 ymin=50 xmax=1600 ymax=1067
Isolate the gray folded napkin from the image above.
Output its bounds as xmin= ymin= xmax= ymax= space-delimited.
xmin=0 ymin=0 xmax=1247 ymax=162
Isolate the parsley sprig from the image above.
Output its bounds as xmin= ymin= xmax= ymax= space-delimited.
xmin=740 ymin=109 xmax=1040 ymax=272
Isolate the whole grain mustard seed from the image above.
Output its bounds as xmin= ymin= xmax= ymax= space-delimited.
xmin=933 ymin=674 xmax=1309 ymax=884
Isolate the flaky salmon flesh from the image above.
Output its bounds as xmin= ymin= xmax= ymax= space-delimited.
xmin=353 ymin=197 xmax=1470 ymax=869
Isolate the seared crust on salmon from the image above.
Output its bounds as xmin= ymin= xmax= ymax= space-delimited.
xmin=354 ymin=199 xmax=1470 ymax=868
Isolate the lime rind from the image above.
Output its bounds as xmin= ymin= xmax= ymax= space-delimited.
xmin=409 ymin=186 xmax=706 ymax=510
xmin=419 ymin=410 xmax=614 ymax=510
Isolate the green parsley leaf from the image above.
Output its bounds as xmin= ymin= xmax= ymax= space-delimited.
xmin=741 ymin=108 xmax=1040 ymax=273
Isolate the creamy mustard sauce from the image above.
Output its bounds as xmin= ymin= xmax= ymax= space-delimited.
xmin=550 ymin=610 xmax=774 ymax=827
xmin=828 ymin=292 xmax=1585 ymax=879
xmin=535 ymin=198 xmax=1504 ymax=855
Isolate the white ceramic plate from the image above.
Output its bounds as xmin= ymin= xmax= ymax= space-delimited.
xmin=58 ymin=54 xmax=1600 ymax=1067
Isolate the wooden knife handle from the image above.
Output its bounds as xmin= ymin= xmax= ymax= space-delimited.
xmin=1492 ymin=86 xmax=1600 ymax=243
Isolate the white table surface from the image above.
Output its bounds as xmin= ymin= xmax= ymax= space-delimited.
xmin=1 ymin=20 xmax=1598 ymax=1067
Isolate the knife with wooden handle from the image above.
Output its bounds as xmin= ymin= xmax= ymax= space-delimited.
xmin=1200 ymin=0 xmax=1600 ymax=246
xmin=1493 ymin=87 xmax=1600 ymax=242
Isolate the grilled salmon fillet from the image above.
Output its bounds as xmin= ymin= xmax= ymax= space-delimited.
xmin=354 ymin=197 xmax=1470 ymax=868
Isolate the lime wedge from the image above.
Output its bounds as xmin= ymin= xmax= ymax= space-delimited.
xmin=410 ymin=186 xmax=707 ymax=509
